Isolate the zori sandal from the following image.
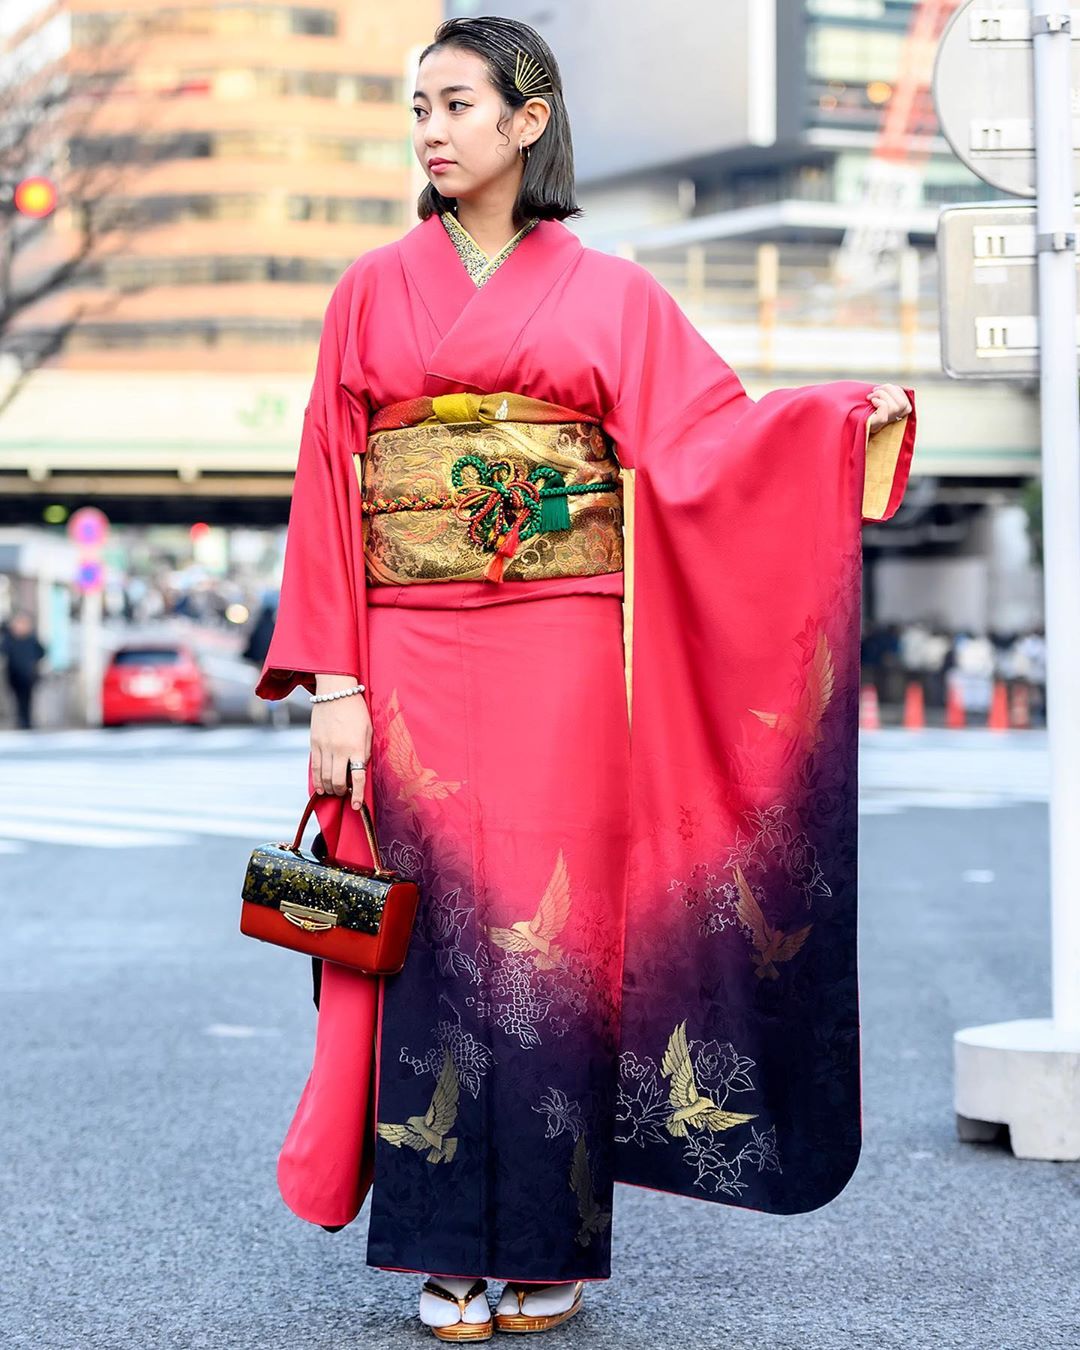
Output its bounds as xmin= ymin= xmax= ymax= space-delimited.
xmin=419 ymin=1276 xmax=494 ymax=1342
xmin=493 ymin=1280 xmax=584 ymax=1333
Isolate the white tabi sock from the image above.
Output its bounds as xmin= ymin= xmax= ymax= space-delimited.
xmin=495 ymin=1281 xmax=580 ymax=1317
xmin=418 ymin=1274 xmax=491 ymax=1328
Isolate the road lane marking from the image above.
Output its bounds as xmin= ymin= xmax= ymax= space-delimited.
xmin=0 ymin=820 xmax=186 ymax=847
xmin=0 ymin=804 xmax=302 ymax=839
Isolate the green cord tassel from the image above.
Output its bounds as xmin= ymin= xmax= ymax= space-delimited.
xmin=538 ymin=486 xmax=571 ymax=532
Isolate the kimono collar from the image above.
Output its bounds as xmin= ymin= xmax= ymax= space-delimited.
xmin=396 ymin=212 xmax=584 ymax=396
xmin=440 ymin=209 xmax=541 ymax=287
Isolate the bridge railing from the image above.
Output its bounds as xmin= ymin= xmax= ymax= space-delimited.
xmin=630 ymin=240 xmax=942 ymax=375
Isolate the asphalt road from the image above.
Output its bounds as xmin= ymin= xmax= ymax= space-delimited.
xmin=0 ymin=728 xmax=1076 ymax=1350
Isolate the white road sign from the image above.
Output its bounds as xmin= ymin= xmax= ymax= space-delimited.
xmin=938 ymin=201 xmax=1080 ymax=376
xmin=933 ymin=1 xmax=1080 ymax=196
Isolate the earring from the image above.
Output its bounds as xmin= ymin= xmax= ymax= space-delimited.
xmin=519 ymin=140 xmax=530 ymax=160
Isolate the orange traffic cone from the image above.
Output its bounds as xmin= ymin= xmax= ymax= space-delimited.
xmin=945 ymin=676 xmax=966 ymax=729
xmin=859 ymin=683 xmax=881 ymax=731
xmin=988 ymin=680 xmax=1010 ymax=732
xmin=903 ymin=680 xmax=926 ymax=730
xmin=1009 ymin=682 xmax=1031 ymax=730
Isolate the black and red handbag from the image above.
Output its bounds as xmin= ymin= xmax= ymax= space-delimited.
xmin=240 ymin=788 xmax=419 ymax=975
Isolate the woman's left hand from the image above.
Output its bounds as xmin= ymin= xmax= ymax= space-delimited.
xmin=866 ymin=383 xmax=912 ymax=434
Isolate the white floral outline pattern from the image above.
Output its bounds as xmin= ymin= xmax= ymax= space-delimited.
xmin=615 ymin=1033 xmax=782 ymax=1195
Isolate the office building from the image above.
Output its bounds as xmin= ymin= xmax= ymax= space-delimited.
xmin=5 ymin=0 xmax=437 ymax=374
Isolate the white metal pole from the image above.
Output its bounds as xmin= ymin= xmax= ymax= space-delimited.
xmin=0 ymin=220 xmax=11 ymax=316
xmin=81 ymin=587 xmax=103 ymax=728
xmin=1031 ymin=0 xmax=1080 ymax=1033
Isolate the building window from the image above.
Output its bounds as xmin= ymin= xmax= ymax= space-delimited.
xmin=808 ymin=23 xmax=907 ymax=84
xmin=88 ymin=193 xmax=403 ymax=230
xmin=290 ymin=9 xmax=336 ymax=36
xmin=806 ymin=14 xmax=917 ymax=130
xmin=807 ymin=1 xmax=893 ymax=18
xmin=70 ymin=133 xmax=213 ymax=166
xmin=62 ymin=255 xmax=357 ymax=288
xmin=15 ymin=317 xmax=329 ymax=352
xmin=285 ymin=196 xmax=402 ymax=225
xmin=72 ymin=7 xmax=339 ymax=45
xmin=73 ymin=67 xmax=402 ymax=105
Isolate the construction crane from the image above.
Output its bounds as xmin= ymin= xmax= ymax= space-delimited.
xmin=834 ymin=0 xmax=964 ymax=294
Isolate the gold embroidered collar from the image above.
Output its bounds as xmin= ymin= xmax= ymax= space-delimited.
xmin=439 ymin=209 xmax=540 ymax=287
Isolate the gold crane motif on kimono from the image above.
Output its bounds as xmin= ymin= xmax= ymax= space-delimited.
xmin=733 ymin=865 xmax=813 ymax=981
xmin=486 ymin=850 xmax=570 ymax=969
xmin=660 ymin=1020 xmax=758 ymax=1138
xmin=385 ymin=689 xmax=463 ymax=806
xmin=376 ymin=1046 xmax=459 ymax=1163
xmin=749 ymin=628 xmax=836 ymax=752
xmin=570 ymin=1134 xmax=611 ymax=1246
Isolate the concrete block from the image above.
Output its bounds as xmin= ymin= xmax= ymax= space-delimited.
xmin=954 ymin=1018 xmax=1080 ymax=1161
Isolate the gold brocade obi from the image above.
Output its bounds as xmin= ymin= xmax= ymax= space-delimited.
xmin=358 ymin=392 xmax=624 ymax=585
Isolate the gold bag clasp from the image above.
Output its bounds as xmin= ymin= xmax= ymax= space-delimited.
xmin=280 ymin=901 xmax=337 ymax=933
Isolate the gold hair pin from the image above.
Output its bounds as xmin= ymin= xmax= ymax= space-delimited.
xmin=514 ymin=47 xmax=554 ymax=98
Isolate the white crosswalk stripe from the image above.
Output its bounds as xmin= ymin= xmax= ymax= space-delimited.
xmin=0 ymin=819 xmax=187 ymax=849
xmin=0 ymin=726 xmax=1049 ymax=851
xmin=0 ymin=727 xmax=312 ymax=850
xmin=0 ymin=726 xmax=285 ymax=755
xmin=859 ymin=728 xmax=1048 ymax=811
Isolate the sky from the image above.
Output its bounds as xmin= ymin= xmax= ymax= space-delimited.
xmin=1 ymin=0 xmax=55 ymax=42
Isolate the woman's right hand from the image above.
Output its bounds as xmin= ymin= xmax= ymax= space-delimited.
xmin=310 ymin=675 xmax=372 ymax=811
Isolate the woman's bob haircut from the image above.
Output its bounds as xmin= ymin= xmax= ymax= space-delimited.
xmin=415 ymin=15 xmax=582 ymax=230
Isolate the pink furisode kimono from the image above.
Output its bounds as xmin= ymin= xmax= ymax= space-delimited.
xmin=256 ymin=207 xmax=916 ymax=1282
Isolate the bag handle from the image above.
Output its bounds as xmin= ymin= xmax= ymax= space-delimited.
xmin=287 ymin=771 xmax=390 ymax=877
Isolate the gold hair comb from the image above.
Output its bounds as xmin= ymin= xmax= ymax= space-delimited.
xmin=514 ymin=47 xmax=554 ymax=98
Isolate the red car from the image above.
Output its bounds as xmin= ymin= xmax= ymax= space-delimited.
xmin=102 ymin=643 xmax=213 ymax=727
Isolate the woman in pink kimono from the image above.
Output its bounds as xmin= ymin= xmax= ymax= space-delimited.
xmin=256 ymin=14 xmax=915 ymax=1343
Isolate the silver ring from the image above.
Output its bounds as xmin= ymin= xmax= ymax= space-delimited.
xmin=348 ymin=758 xmax=368 ymax=771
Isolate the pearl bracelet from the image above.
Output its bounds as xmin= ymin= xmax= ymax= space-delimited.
xmin=309 ymin=682 xmax=366 ymax=704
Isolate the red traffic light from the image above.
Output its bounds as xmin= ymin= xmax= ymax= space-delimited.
xmin=14 ymin=176 xmax=57 ymax=219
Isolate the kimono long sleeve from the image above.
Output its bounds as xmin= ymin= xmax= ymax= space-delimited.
xmin=608 ymin=263 xmax=918 ymax=1215
xmin=604 ymin=264 xmax=915 ymax=770
xmin=603 ymin=265 xmax=753 ymax=468
xmin=255 ymin=271 xmax=371 ymax=701
xmin=256 ymin=268 xmax=384 ymax=1232
xmin=605 ymin=265 xmax=914 ymax=521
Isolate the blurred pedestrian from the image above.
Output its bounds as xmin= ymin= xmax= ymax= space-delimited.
xmin=950 ymin=629 xmax=995 ymax=716
xmin=243 ymin=592 xmax=286 ymax=727
xmin=900 ymin=619 xmax=950 ymax=710
xmin=1010 ymin=627 xmax=1047 ymax=724
xmin=862 ymin=621 xmax=903 ymax=706
xmin=1 ymin=611 xmax=46 ymax=730
xmin=879 ymin=622 xmax=905 ymax=706
xmin=242 ymin=592 xmax=278 ymax=668
xmin=924 ymin=626 xmax=951 ymax=710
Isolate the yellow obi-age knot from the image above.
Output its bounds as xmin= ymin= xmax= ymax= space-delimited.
xmin=360 ymin=392 xmax=623 ymax=585
xmin=430 ymin=392 xmax=489 ymax=423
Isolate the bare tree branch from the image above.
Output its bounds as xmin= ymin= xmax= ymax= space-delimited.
xmin=1 ymin=12 xmax=159 ymax=376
